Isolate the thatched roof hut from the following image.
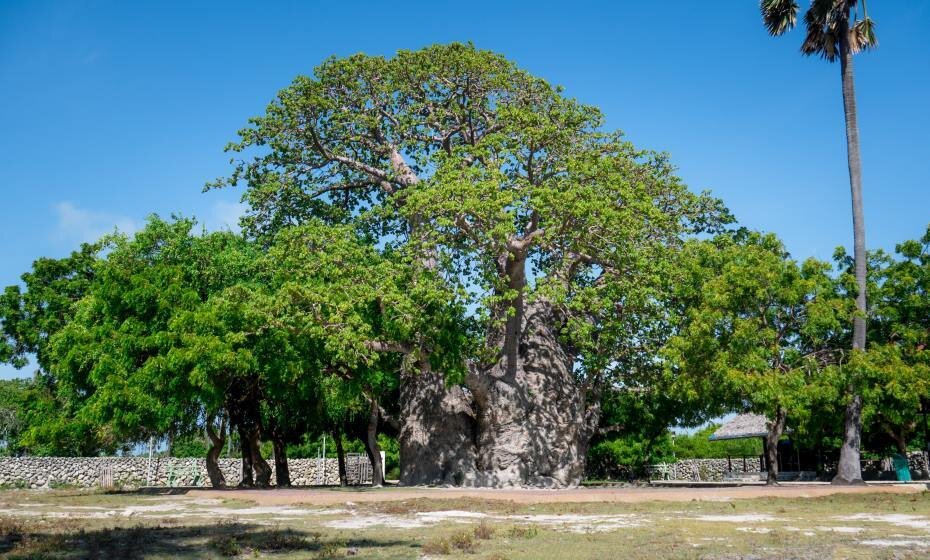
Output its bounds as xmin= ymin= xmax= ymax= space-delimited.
xmin=708 ymin=413 xmax=768 ymax=441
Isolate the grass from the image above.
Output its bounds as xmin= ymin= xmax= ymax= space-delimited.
xmin=0 ymin=488 xmax=927 ymax=558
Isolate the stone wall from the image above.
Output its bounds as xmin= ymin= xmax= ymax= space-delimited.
xmin=654 ymin=457 xmax=764 ymax=482
xmin=0 ymin=455 xmax=377 ymax=489
xmin=655 ymin=451 xmax=930 ymax=482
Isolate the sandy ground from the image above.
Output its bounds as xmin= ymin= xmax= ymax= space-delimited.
xmin=187 ymin=481 xmax=929 ymax=506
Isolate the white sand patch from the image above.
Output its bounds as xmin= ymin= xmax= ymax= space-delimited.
xmin=816 ymin=526 xmax=863 ymax=533
xmin=417 ymin=510 xmax=489 ymax=523
xmin=323 ymin=510 xmax=644 ymax=532
xmin=324 ymin=514 xmax=430 ymax=529
xmin=196 ymin=505 xmax=344 ymax=517
xmin=694 ymin=514 xmax=778 ymax=523
xmin=859 ymin=539 xmax=930 ymax=548
xmin=838 ymin=514 xmax=930 ymax=530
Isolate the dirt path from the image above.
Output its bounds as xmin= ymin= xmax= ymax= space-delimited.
xmin=188 ymin=482 xmax=928 ymax=506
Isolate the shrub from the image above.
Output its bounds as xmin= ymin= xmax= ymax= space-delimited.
xmin=422 ymin=536 xmax=451 ymax=555
xmin=474 ymin=522 xmax=495 ymax=540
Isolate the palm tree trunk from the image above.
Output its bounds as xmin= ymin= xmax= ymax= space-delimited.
xmin=833 ymin=20 xmax=867 ymax=486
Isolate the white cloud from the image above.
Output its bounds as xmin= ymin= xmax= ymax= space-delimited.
xmin=52 ymin=201 xmax=139 ymax=245
xmin=204 ymin=200 xmax=246 ymax=233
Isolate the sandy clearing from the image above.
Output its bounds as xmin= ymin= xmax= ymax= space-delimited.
xmin=186 ymin=483 xmax=927 ymax=507
xmin=859 ymin=539 xmax=930 ymax=547
xmin=816 ymin=526 xmax=863 ymax=533
xmin=837 ymin=513 xmax=930 ymax=531
xmin=694 ymin=514 xmax=778 ymax=523
xmin=322 ymin=510 xmax=646 ymax=531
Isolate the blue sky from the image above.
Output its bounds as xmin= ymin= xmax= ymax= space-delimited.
xmin=1 ymin=1 xmax=928 ymax=380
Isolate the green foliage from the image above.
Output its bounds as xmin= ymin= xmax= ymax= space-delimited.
xmin=211 ymin=43 xmax=732 ymax=406
xmin=662 ymin=232 xmax=847 ymax=439
xmin=171 ymin=434 xmax=209 ymax=458
xmin=671 ymin=425 xmax=763 ymax=459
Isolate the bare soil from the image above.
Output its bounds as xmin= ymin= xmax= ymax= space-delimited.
xmin=188 ymin=481 xmax=928 ymax=506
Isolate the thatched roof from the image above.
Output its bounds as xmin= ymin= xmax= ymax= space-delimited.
xmin=708 ymin=413 xmax=768 ymax=441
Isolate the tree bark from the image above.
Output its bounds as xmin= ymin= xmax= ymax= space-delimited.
xmin=270 ymin=430 xmax=291 ymax=488
xmin=235 ymin=393 xmax=272 ymax=488
xmin=765 ymin=407 xmax=787 ymax=485
xmin=399 ymin=368 xmax=477 ymax=486
xmin=399 ymin=260 xmax=597 ymax=488
xmin=205 ymin=414 xmax=227 ymax=489
xmin=834 ymin=393 xmax=865 ymax=484
xmin=245 ymin=428 xmax=273 ymax=487
xmin=236 ymin=423 xmax=255 ymax=488
xmin=365 ymin=397 xmax=385 ymax=487
xmin=467 ymin=297 xmax=599 ymax=488
xmin=333 ymin=428 xmax=348 ymax=486
xmin=833 ymin=22 xmax=867 ymax=486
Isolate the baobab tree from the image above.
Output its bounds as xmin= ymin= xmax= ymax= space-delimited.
xmin=212 ymin=43 xmax=729 ymax=487
xmin=760 ymin=0 xmax=877 ymax=484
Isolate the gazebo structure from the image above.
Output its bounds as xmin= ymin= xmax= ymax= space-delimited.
xmin=708 ymin=414 xmax=768 ymax=478
xmin=708 ymin=413 xmax=768 ymax=442
xmin=710 ymin=413 xmax=816 ymax=480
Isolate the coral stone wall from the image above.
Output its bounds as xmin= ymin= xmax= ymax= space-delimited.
xmin=0 ymin=456 xmax=376 ymax=489
xmin=658 ymin=451 xmax=929 ymax=482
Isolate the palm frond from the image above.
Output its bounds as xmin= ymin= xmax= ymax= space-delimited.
xmin=849 ymin=17 xmax=878 ymax=53
xmin=760 ymin=0 xmax=800 ymax=36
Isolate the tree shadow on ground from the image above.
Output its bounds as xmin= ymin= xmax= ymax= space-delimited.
xmin=0 ymin=519 xmax=419 ymax=559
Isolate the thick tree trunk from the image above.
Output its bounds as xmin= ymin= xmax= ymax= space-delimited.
xmin=235 ymin=394 xmax=272 ymax=488
xmin=365 ymin=398 xmax=385 ymax=487
xmin=765 ymin=408 xmax=787 ymax=485
xmin=833 ymin=25 xmax=867 ymax=486
xmin=333 ymin=428 xmax=348 ymax=487
xmin=398 ymin=256 xmax=597 ymax=488
xmin=245 ymin=429 xmax=273 ymax=487
xmin=467 ymin=298 xmax=598 ymax=488
xmin=237 ymin=423 xmax=255 ymax=488
xmin=399 ymin=368 xmax=478 ymax=486
xmin=271 ymin=431 xmax=291 ymax=488
xmin=205 ymin=414 xmax=227 ymax=489
xmin=834 ymin=393 xmax=865 ymax=485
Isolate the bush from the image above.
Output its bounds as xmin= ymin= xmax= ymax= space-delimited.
xmin=671 ymin=425 xmax=762 ymax=459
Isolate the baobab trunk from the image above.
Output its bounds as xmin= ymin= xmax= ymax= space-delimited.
xmin=834 ymin=24 xmax=867 ymax=486
xmin=398 ymin=262 xmax=597 ymax=488
xmin=765 ymin=408 xmax=787 ymax=485
xmin=467 ymin=298 xmax=598 ymax=487
xmin=205 ymin=415 xmax=227 ymax=489
xmin=398 ymin=369 xmax=478 ymax=486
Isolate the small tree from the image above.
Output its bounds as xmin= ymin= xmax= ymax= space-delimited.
xmin=665 ymin=232 xmax=846 ymax=483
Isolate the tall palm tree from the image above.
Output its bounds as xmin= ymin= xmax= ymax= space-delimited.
xmin=760 ymin=0 xmax=877 ymax=484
